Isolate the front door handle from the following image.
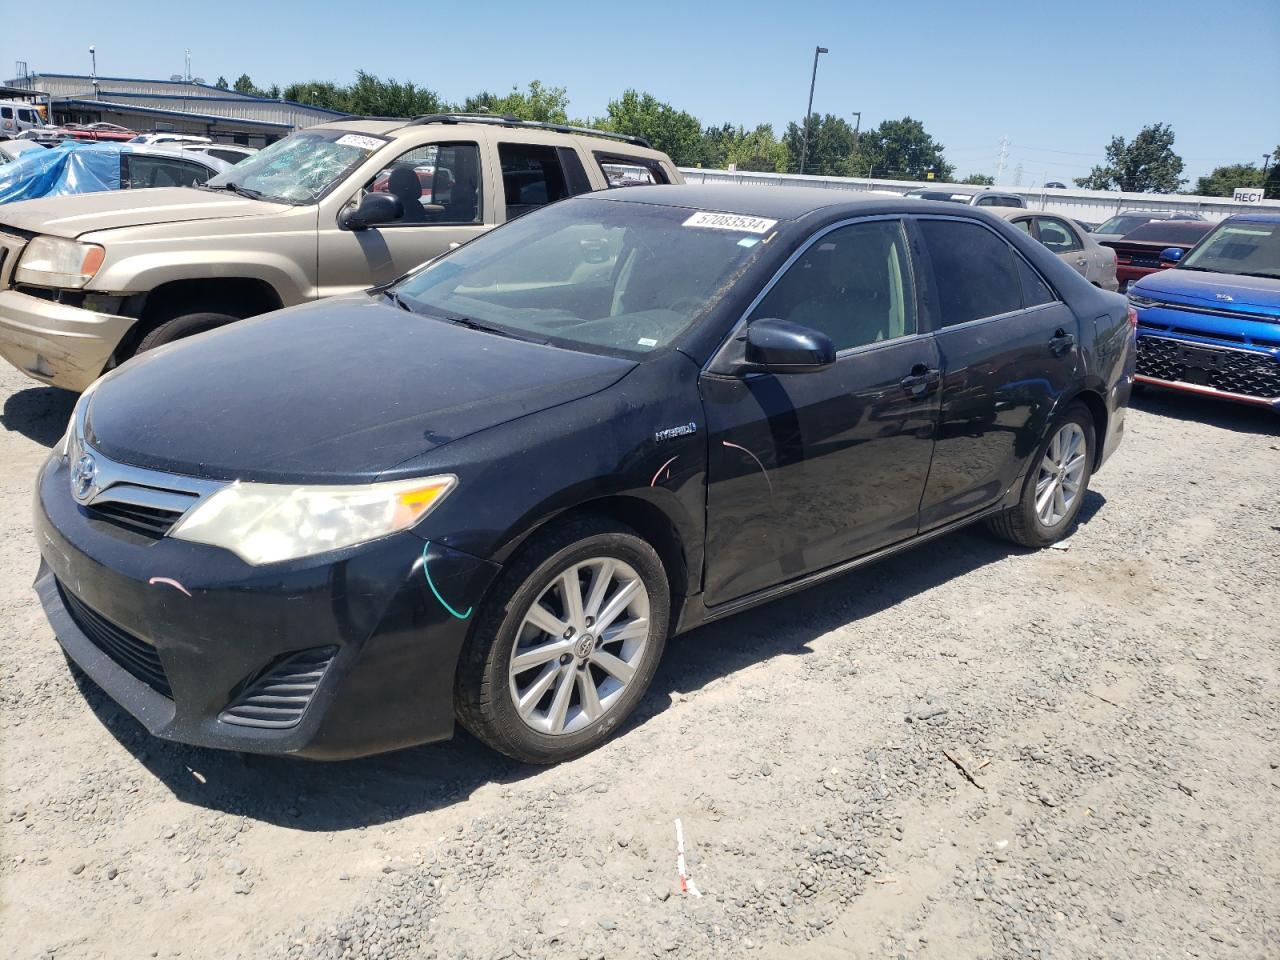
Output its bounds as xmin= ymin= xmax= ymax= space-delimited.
xmin=1075 ymin=257 xmax=1089 ymax=267
xmin=900 ymin=363 xmax=940 ymax=396
xmin=1049 ymin=328 xmax=1075 ymax=356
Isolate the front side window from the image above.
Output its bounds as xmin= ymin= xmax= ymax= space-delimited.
xmin=205 ymin=129 xmax=389 ymax=204
xmin=1180 ymin=220 xmax=1280 ymax=279
xmin=919 ymin=219 xmax=1023 ymax=326
xmin=499 ymin=142 xmax=569 ymax=219
xmin=18 ymin=109 xmax=35 ymax=123
xmin=748 ymin=220 xmax=917 ymax=351
xmin=364 ymin=143 xmax=482 ymax=225
xmin=122 ymin=155 xmax=213 ymax=189
xmin=392 ymin=196 xmax=768 ymax=357
xmin=1035 ymin=217 xmax=1082 ymax=253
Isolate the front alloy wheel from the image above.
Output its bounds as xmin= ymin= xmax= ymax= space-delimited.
xmin=455 ymin=517 xmax=669 ymax=764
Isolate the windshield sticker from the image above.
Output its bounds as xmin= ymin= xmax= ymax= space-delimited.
xmin=737 ymin=237 xmax=760 ymax=248
xmin=637 ymin=337 xmax=658 ymax=347
xmin=334 ymin=133 xmax=386 ymax=151
xmin=683 ymin=211 xmax=778 ymax=234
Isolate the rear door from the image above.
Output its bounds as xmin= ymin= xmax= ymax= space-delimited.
xmin=1034 ymin=216 xmax=1090 ymax=279
xmin=317 ymin=137 xmax=494 ymax=293
xmin=914 ymin=216 xmax=1080 ymax=530
xmin=701 ymin=217 xmax=941 ymax=606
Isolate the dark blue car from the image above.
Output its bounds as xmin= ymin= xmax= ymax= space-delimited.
xmin=1128 ymin=212 xmax=1280 ymax=410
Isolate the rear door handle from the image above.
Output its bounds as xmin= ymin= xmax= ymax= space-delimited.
xmin=1049 ymin=328 xmax=1075 ymax=356
xmin=900 ymin=363 xmax=940 ymax=396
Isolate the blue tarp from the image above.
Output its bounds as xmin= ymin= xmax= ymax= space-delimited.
xmin=0 ymin=141 xmax=122 ymax=204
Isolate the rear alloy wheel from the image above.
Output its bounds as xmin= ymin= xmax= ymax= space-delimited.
xmin=456 ymin=518 xmax=669 ymax=763
xmin=987 ymin=403 xmax=1095 ymax=548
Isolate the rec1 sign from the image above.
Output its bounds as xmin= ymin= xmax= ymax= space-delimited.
xmin=1232 ymin=187 xmax=1265 ymax=203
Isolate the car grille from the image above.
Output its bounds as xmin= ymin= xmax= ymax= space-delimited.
xmin=84 ymin=484 xmax=199 ymax=540
xmin=219 ymin=647 xmax=337 ymax=729
xmin=59 ymin=583 xmax=172 ymax=698
xmin=1137 ymin=335 xmax=1280 ymax=400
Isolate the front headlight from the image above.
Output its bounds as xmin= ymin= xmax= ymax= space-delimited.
xmin=170 ymin=475 xmax=457 ymax=565
xmin=16 ymin=236 xmax=106 ymax=288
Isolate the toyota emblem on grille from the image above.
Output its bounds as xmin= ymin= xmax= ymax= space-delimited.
xmin=71 ymin=454 xmax=98 ymax=502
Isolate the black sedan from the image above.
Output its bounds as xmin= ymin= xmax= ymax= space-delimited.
xmin=36 ymin=185 xmax=1134 ymax=764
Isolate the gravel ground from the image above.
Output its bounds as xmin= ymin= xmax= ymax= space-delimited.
xmin=1 ymin=360 xmax=1277 ymax=960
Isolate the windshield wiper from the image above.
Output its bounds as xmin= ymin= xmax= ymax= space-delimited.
xmin=1237 ymin=271 xmax=1280 ymax=280
xmin=205 ymin=181 xmax=266 ymax=200
xmin=384 ymin=290 xmax=415 ymax=312
xmin=433 ymin=313 xmax=548 ymax=344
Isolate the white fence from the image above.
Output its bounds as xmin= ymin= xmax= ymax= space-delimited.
xmin=677 ymin=168 xmax=1280 ymax=224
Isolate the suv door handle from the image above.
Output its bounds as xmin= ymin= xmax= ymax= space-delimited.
xmin=900 ymin=363 xmax=940 ymax=396
xmin=1049 ymin=329 xmax=1075 ymax=356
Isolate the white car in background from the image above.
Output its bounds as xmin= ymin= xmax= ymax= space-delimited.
xmin=990 ymin=207 xmax=1119 ymax=291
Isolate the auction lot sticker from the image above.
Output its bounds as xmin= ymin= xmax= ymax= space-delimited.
xmin=335 ymin=134 xmax=387 ymax=151
xmin=683 ymin=211 xmax=778 ymax=234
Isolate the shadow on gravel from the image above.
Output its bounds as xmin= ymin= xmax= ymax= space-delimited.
xmin=1 ymin=385 xmax=77 ymax=447
xmin=70 ymin=491 xmax=1107 ymax=830
xmin=1130 ymin=387 xmax=1279 ymax=436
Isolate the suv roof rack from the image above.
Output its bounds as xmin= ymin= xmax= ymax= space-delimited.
xmin=402 ymin=113 xmax=652 ymax=149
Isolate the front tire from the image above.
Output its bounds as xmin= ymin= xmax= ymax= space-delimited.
xmin=987 ymin=403 xmax=1095 ymax=548
xmin=136 ymin=311 xmax=239 ymax=353
xmin=455 ymin=517 xmax=670 ymax=764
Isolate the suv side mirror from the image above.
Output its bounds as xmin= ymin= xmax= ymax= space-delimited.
xmin=742 ymin=318 xmax=836 ymax=373
xmin=342 ymin=192 xmax=403 ymax=231
xmin=1159 ymin=246 xmax=1183 ymax=266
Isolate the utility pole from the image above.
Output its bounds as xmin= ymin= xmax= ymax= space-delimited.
xmin=1263 ymin=153 xmax=1273 ymax=199
xmin=851 ymin=110 xmax=862 ymax=164
xmin=798 ymin=45 xmax=828 ymax=176
xmin=995 ymin=135 xmax=1009 ymax=185
xmin=89 ymin=45 xmax=99 ymax=100
xmin=185 ymin=49 xmax=191 ymax=82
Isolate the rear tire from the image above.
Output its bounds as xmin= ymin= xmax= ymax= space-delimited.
xmin=455 ymin=516 xmax=669 ymax=764
xmin=135 ymin=311 xmax=239 ymax=353
xmin=987 ymin=403 xmax=1095 ymax=548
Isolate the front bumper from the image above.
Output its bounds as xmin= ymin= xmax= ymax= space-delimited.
xmin=1134 ymin=321 xmax=1280 ymax=409
xmin=35 ymin=454 xmax=500 ymax=759
xmin=0 ymin=288 xmax=136 ymax=392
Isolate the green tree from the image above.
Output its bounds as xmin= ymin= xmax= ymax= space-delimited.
xmin=343 ymin=70 xmax=445 ymax=117
xmin=852 ymin=117 xmax=954 ymax=182
xmin=1074 ymin=123 xmax=1186 ymax=192
xmin=1193 ymin=163 xmax=1263 ymax=197
xmin=232 ymin=74 xmax=259 ymax=96
xmin=466 ymin=81 xmax=569 ymax=123
xmin=214 ymin=76 xmax=228 ymax=90
xmin=783 ymin=114 xmax=859 ymax=176
xmin=698 ymin=123 xmax=788 ymax=172
xmin=1266 ymin=144 xmax=1280 ymax=200
xmin=282 ymin=81 xmax=349 ymax=111
xmin=961 ymin=172 xmax=995 ymax=186
xmin=602 ymin=90 xmax=703 ymax=165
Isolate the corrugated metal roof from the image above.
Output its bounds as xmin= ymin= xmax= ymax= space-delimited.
xmin=58 ymin=99 xmax=294 ymax=130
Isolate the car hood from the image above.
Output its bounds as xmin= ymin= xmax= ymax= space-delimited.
xmin=86 ymin=295 xmax=636 ymax=483
xmin=0 ymin=187 xmax=289 ymax=238
xmin=1132 ymin=268 xmax=1280 ymax=314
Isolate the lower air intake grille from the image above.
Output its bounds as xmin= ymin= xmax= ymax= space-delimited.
xmin=1137 ymin=336 xmax=1280 ymax=400
xmin=86 ymin=500 xmax=187 ymax=538
xmin=60 ymin=584 xmax=172 ymax=698
xmin=219 ymin=647 xmax=337 ymax=729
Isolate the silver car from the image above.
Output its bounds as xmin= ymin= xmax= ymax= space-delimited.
xmin=991 ymin=208 xmax=1118 ymax=291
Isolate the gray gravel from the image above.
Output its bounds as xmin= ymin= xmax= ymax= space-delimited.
xmin=1 ymin=361 xmax=1277 ymax=960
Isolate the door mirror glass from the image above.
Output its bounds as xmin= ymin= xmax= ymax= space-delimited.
xmin=343 ymin=192 xmax=403 ymax=231
xmin=743 ymin=318 xmax=836 ymax=373
xmin=1159 ymin=246 xmax=1184 ymax=264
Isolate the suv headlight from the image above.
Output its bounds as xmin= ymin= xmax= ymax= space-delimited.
xmin=16 ymin=236 xmax=106 ymax=288
xmin=169 ymin=475 xmax=456 ymax=565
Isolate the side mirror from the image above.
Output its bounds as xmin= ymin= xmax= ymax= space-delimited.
xmin=342 ymin=192 xmax=403 ymax=231
xmin=742 ymin=318 xmax=836 ymax=373
xmin=1159 ymin=246 xmax=1184 ymax=266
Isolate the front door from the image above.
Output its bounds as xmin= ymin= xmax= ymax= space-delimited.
xmin=316 ymin=140 xmax=493 ymax=298
xmin=701 ymin=218 xmax=941 ymax=607
xmin=914 ymin=217 xmax=1082 ymax=529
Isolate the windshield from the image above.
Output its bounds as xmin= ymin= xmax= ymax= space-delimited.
xmin=391 ymin=196 xmax=773 ymax=357
xmin=904 ymin=190 xmax=968 ymax=202
xmin=1180 ymin=220 xmax=1280 ymax=279
xmin=1095 ymin=215 xmax=1153 ymax=235
xmin=204 ymin=129 xmax=387 ymax=204
xmin=1124 ymin=221 xmax=1213 ymax=245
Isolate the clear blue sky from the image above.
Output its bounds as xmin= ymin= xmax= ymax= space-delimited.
xmin=4 ymin=0 xmax=1277 ymax=185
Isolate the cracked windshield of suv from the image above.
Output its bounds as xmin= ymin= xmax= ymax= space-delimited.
xmin=204 ymin=130 xmax=387 ymax=204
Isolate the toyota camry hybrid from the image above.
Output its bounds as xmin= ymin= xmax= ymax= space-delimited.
xmin=36 ymin=185 xmax=1133 ymax=764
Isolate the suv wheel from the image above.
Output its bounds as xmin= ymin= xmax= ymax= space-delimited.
xmin=136 ymin=311 xmax=239 ymax=353
xmin=987 ymin=403 xmax=1095 ymax=548
xmin=455 ymin=517 xmax=669 ymax=764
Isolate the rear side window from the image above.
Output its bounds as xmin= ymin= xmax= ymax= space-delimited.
xmin=918 ymin=219 xmax=1023 ymax=326
xmin=1035 ymin=217 xmax=1082 ymax=253
xmin=499 ymin=142 xmax=569 ymax=219
xmin=0 ymin=108 xmax=11 ymax=119
xmin=121 ymin=155 xmax=212 ymax=189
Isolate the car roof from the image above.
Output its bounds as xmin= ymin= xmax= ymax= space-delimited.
xmin=1228 ymin=212 xmax=1280 ymax=224
xmin=595 ymin=183 xmax=992 ymax=222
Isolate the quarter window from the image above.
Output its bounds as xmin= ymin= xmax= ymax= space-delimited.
xmin=1015 ymin=256 xmax=1056 ymax=307
xmin=596 ymin=153 xmax=670 ymax=188
xmin=749 ymin=220 xmax=917 ymax=352
xmin=1035 ymin=217 xmax=1082 ymax=253
xmin=365 ymin=142 xmax=482 ymax=225
xmin=918 ymin=219 xmax=1023 ymax=326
